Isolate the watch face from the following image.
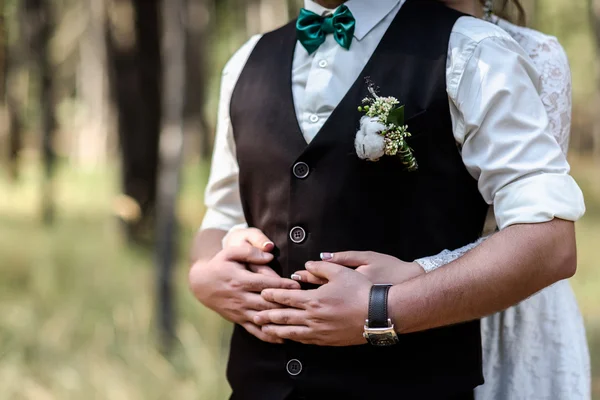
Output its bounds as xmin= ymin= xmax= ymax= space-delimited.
xmin=364 ymin=330 xmax=399 ymax=346
xmin=372 ymin=333 xmax=398 ymax=346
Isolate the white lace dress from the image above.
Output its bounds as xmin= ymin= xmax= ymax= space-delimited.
xmin=416 ymin=16 xmax=591 ymax=400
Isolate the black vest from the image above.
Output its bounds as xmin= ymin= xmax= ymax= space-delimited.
xmin=228 ymin=1 xmax=488 ymax=399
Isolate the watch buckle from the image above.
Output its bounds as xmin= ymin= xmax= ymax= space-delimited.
xmin=364 ymin=318 xmax=394 ymax=329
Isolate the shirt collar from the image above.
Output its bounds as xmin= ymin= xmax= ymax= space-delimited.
xmin=303 ymin=0 xmax=402 ymax=41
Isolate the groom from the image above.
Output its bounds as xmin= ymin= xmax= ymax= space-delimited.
xmin=189 ymin=0 xmax=585 ymax=399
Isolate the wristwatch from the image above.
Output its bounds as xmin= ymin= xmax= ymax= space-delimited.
xmin=363 ymin=284 xmax=399 ymax=346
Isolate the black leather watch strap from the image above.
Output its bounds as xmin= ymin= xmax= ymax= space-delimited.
xmin=368 ymin=284 xmax=392 ymax=328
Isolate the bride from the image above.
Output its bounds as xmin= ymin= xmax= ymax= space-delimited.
xmin=225 ymin=1 xmax=591 ymax=399
xmin=417 ymin=2 xmax=591 ymax=399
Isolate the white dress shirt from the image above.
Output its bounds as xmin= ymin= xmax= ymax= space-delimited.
xmin=200 ymin=0 xmax=585 ymax=239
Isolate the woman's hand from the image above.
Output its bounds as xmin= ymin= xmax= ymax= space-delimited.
xmin=292 ymin=251 xmax=425 ymax=285
xmin=223 ymin=227 xmax=281 ymax=277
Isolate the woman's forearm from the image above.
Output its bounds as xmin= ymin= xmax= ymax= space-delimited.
xmin=414 ymin=236 xmax=489 ymax=273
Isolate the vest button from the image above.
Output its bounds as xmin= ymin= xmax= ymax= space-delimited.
xmin=286 ymin=359 xmax=302 ymax=376
xmin=289 ymin=226 xmax=306 ymax=244
xmin=293 ymin=162 xmax=310 ymax=179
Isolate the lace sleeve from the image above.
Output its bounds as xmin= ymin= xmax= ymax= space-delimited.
xmin=534 ymin=37 xmax=572 ymax=154
xmin=495 ymin=19 xmax=572 ymax=155
xmin=415 ymin=236 xmax=489 ymax=273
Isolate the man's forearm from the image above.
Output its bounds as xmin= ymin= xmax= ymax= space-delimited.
xmin=190 ymin=228 xmax=227 ymax=264
xmin=389 ymin=219 xmax=576 ymax=334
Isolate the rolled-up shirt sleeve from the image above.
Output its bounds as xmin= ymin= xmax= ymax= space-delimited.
xmin=448 ymin=28 xmax=585 ymax=229
xmin=199 ymin=35 xmax=261 ymax=232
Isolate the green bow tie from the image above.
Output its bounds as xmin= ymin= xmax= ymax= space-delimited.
xmin=296 ymin=5 xmax=356 ymax=55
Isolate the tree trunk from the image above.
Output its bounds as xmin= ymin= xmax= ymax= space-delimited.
xmin=0 ymin=0 xmax=7 ymax=161
xmin=106 ymin=0 xmax=162 ymax=242
xmin=155 ymin=0 xmax=186 ymax=353
xmin=184 ymin=0 xmax=210 ymax=159
xmin=0 ymin=0 xmax=5 ymax=104
xmin=23 ymin=0 xmax=56 ymax=224
xmin=74 ymin=0 xmax=109 ymax=168
xmin=3 ymin=0 xmax=27 ymax=182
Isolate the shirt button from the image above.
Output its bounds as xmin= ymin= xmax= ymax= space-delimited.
xmin=289 ymin=226 xmax=306 ymax=244
xmin=292 ymin=162 xmax=310 ymax=179
xmin=286 ymin=359 xmax=303 ymax=376
xmin=318 ymin=59 xmax=328 ymax=68
xmin=309 ymin=114 xmax=319 ymax=123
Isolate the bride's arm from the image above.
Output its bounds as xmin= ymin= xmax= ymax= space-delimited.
xmin=415 ymin=236 xmax=488 ymax=273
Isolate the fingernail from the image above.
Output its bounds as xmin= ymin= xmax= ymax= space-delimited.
xmin=320 ymin=252 xmax=333 ymax=261
xmin=305 ymin=262 xmax=314 ymax=271
xmin=262 ymin=241 xmax=274 ymax=251
xmin=253 ymin=315 xmax=262 ymax=324
xmin=291 ymin=274 xmax=302 ymax=281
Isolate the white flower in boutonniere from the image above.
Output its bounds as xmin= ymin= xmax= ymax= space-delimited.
xmin=354 ymin=79 xmax=417 ymax=171
xmin=355 ymin=116 xmax=386 ymax=161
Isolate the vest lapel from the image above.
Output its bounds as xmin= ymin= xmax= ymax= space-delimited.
xmin=265 ymin=21 xmax=311 ymax=154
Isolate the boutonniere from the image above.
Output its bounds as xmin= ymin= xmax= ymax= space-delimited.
xmin=354 ymin=79 xmax=417 ymax=171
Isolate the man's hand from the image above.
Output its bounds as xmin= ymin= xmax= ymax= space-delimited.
xmin=291 ymin=251 xmax=425 ymax=285
xmin=255 ymin=261 xmax=371 ymax=346
xmin=189 ymin=243 xmax=300 ymax=344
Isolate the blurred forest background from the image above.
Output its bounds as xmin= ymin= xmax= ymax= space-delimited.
xmin=0 ymin=0 xmax=599 ymax=398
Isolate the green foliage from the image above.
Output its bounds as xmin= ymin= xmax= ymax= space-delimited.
xmin=386 ymin=105 xmax=405 ymax=127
